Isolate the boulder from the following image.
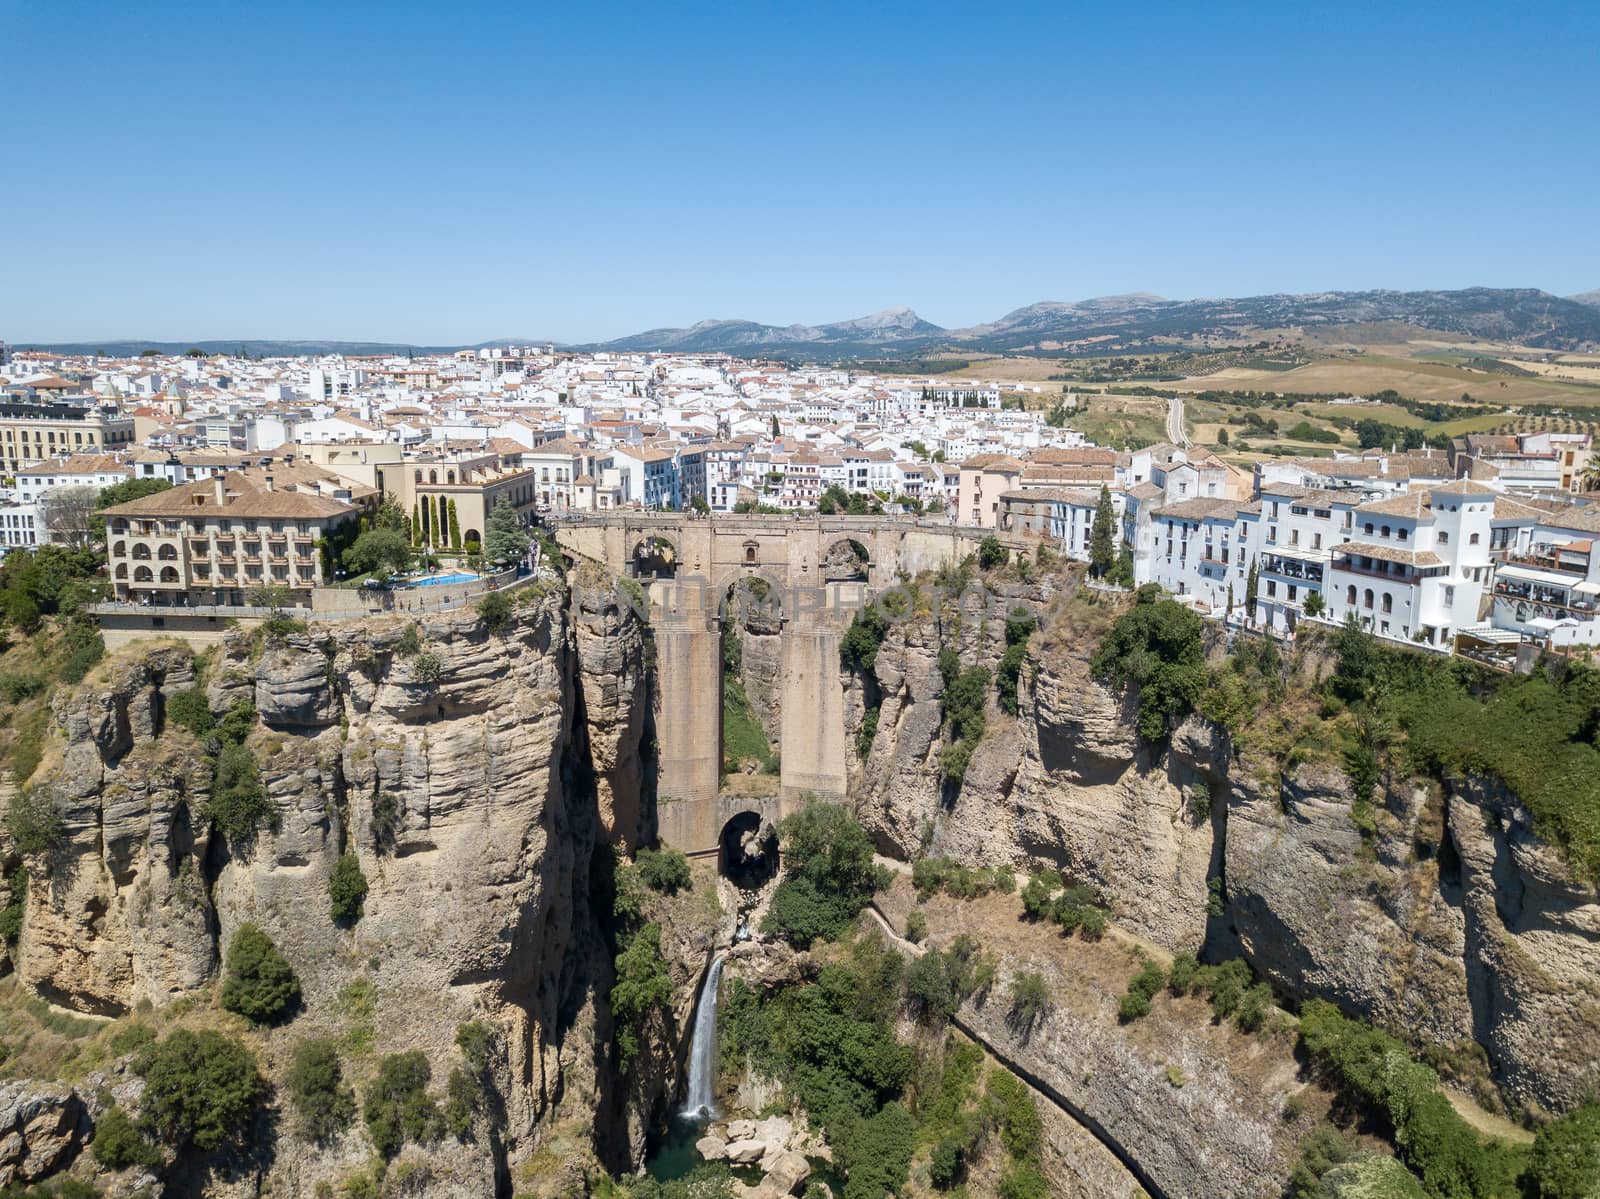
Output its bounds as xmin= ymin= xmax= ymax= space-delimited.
xmin=765 ymin=1150 xmax=812 ymax=1194
xmin=725 ymin=1119 xmax=756 ymax=1141
xmin=0 ymin=1081 xmax=87 ymax=1185
xmin=726 ymin=1138 xmax=766 ymax=1165
xmin=695 ymin=1134 xmax=728 ymax=1162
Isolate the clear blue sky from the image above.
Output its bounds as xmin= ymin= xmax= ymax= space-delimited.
xmin=4 ymin=0 xmax=1597 ymax=344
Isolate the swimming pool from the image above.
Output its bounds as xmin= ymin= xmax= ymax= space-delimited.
xmin=403 ymin=572 xmax=479 ymax=588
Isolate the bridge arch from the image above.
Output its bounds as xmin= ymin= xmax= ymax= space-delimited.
xmin=821 ymin=536 xmax=871 ymax=583
xmin=717 ymin=804 xmax=779 ymax=887
xmin=631 ymin=534 xmax=678 ymax=579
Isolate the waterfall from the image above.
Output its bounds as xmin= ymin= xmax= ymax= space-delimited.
xmin=680 ymin=955 xmax=725 ymax=1120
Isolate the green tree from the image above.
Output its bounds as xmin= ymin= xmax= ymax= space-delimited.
xmin=343 ymin=528 xmax=413 ymax=577
xmin=92 ymin=1103 xmax=161 ymax=1169
xmin=329 ymin=853 xmax=369 ymax=923
xmin=363 ymin=1050 xmax=443 ymax=1159
xmin=286 ymin=1038 xmax=357 ymax=1143
xmin=1008 ymin=971 xmax=1051 ymax=1038
xmin=762 ymin=804 xmax=882 ymax=947
xmin=135 ymin=1029 xmax=265 ymax=1152
xmin=1091 ymin=587 xmax=1206 ymax=742
xmin=771 ymin=415 xmax=781 ymax=439
xmin=446 ymin=499 xmax=461 ymax=550
xmin=1090 ymin=485 xmax=1117 ymax=577
xmin=610 ymin=923 xmax=674 ymax=1069
xmin=1245 ymin=557 xmax=1259 ymax=620
xmin=221 ymin=922 xmax=301 ymax=1023
xmin=690 ymin=494 xmax=710 ymax=514
xmin=1527 ymin=1102 xmax=1600 ymax=1199
xmin=483 ymin=498 xmax=530 ymax=566
xmin=978 ymin=536 xmax=1008 ymax=570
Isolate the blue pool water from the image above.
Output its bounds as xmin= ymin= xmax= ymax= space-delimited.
xmin=404 ymin=572 xmax=479 ymax=588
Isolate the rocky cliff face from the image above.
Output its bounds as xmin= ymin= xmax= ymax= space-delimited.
xmin=9 ymin=582 xmax=682 ymax=1194
xmin=845 ymin=581 xmax=1599 ymax=1116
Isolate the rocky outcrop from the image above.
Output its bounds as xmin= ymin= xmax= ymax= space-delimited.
xmin=0 ymin=1082 xmax=88 ymax=1187
xmin=726 ymin=579 xmax=783 ymax=746
xmin=572 ymin=580 xmax=654 ymax=849
xmin=10 ymin=587 xmax=669 ymax=1193
xmin=1447 ymin=778 xmax=1600 ymax=1114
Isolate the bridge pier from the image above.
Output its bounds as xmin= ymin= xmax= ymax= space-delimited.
xmin=778 ymin=620 xmax=848 ymax=808
xmin=650 ymin=581 xmax=724 ymax=854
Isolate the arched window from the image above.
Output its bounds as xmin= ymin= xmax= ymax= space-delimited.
xmin=1363 ymin=588 xmax=1374 ymax=610
xmin=1364 ymin=522 xmax=1374 ymax=535
xmin=160 ymin=566 xmax=179 ymax=583
xmin=429 ymin=470 xmax=437 ymax=484
xmin=1381 ymin=593 xmax=1393 ymax=614
xmin=111 ymin=540 xmax=126 ymax=558
xmin=114 ymin=563 xmax=127 ymax=579
xmin=1398 ymin=528 xmax=1408 ymax=541
xmin=414 ymin=470 xmax=422 ymax=484
xmin=158 ymin=544 xmax=178 ymax=560
xmin=134 ymin=565 xmax=153 ymax=582
xmin=447 ymin=471 xmax=456 ymax=484
xmin=1438 ymin=531 xmax=1449 ymax=545
xmin=1381 ymin=525 xmax=1391 ymax=538
xmin=132 ymin=543 xmax=152 ymax=560
xmin=1346 ymin=585 xmax=1357 ymax=605
xmin=1470 ymin=532 xmax=1480 ymax=545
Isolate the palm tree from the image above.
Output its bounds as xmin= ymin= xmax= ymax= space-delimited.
xmin=1582 ymin=457 xmax=1600 ymax=493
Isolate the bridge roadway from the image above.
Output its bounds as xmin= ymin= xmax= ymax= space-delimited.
xmin=552 ymin=513 xmax=1029 ymax=857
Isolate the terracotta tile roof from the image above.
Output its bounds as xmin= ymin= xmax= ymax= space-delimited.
xmin=1355 ymin=491 xmax=1433 ymax=520
xmin=1152 ymin=497 xmax=1241 ymax=521
xmin=102 ymin=469 xmax=357 ymax=520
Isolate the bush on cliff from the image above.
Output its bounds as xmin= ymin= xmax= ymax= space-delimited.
xmin=635 ymin=845 xmax=691 ymax=893
xmin=135 ymin=1028 xmax=264 ymax=1153
xmin=762 ymin=804 xmax=885 ymax=947
xmin=363 ymin=1050 xmax=443 ymax=1159
xmin=1527 ymin=1102 xmax=1600 ymax=1199
xmin=1090 ymin=586 xmax=1206 ymax=742
xmin=286 ymin=1037 xmax=357 ymax=1143
xmin=328 ymin=853 xmax=369 ymax=923
xmin=610 ymin=923 xmax=673 ymax=1070
xmin=221 ymin=923 xmax=301 ymax=1024
xmin=1298 ymin=1000 xmax=1526 ymax=1198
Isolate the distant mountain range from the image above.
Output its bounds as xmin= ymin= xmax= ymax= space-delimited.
xmin=17 ymin=287 xmax=1600 ymax=361
xmin=587 ymin=288 xmax=1600 ymax=356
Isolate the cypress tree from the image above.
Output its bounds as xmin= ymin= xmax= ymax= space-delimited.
xmin=447 ymin=500 xmax=461 ymax=550
xmin=1089 ymin=486 xmax=1116 ymax=578
xmin=1245 ymin=558 xmax=1259 ymax=624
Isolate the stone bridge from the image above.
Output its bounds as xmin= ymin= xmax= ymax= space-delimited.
xmin=552 ymin=513 xmax=1011 ymax=856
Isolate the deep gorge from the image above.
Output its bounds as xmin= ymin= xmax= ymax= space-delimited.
xmin=0 ymin=553 xmax=1595 ymax=1199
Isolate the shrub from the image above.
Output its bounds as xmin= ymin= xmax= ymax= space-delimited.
xmin=1119 ymin=959 xmax=1166 ymax=1023
xmin=1090 ymin=588 xmax=1206 ymax=742
xmin=395 ymin=623 xmax=422 ymax=657
xmin=329 ymin=853 xmax=369 ymax=923
xmin=220 ymin=923 xmax=301 ymax=1024
xmin=1008 ymin=971 xmax=1050 ymax=1037
xmin=165 ymin=688 xmax=214 ymax=736
xmin=997 ymin=1161 xmax=1049 ymax=1199
xmin=930 ymin=1136 xmax=964 ymax=1189
xmin=838 ymin=1100 xmax=916 ymax=1199
xmin=1202 ymin=958 xmax=1253 ymax=1022
xmin=904 ymin=910 xmax=927 ymax=943
xmin=58 ymin=620 xmax=104 ymax=683
xmin=92 ymin=1103 xmax=160 ymax=1169
xmin=856 ymin=705 xmax=879 ymax=759
xmin=6 ymin=790 xmax=63 ymax=856
xmin=410 ymin=651 xmax=442 ymax=686
xmin=1167 ymin=952 xmax=1199 ymax=995
xmin=610 ymin=924 xmax=673 ymax=1069
xmin=1528 ymin=1102 xmax=1600 ymax=1199
xmin=635 ymin=845 xmax=691 ymax=894
xmin=135 ymin=1028 xmax=264 ymax=1152
xmin=443 ymin=1066 xmax=479 ymax=1138
xmin=0 ymin=867 xmax=25 ymax=946
xmin=286 ymin=1038 xmax=356 ymax=1143
xmin=761 ymin=804 xmax=881 ymax=947
xmin=476 ymin=590 xmax=513 ymax=635
xmin=1237 ymin=982 xmax=1275 ymax=1032
xmin=904 ymin=951 xmax=959 ymax=1024
xmin=840 ymin=605 xmax=890 ymax=673
xmin=1078 ymin=905 xmax=1108 ymax=939
xmin=987 ymin=1068 xmax=1042 ymax=1161
xmin=455 ymin=1021 xmax=494 ymax=1075
xmin=0 ymin=673 xmax=44 ymax=704
xmin=997 ymin=643 xmax=1027 ymax=715
xmin=978 ymin=536 xmax=1009 ymax=570
xmin=363 ymin=1050 xmax=442 ymax=1159
xmin=994 ymin=864 xmax=1016 ymax=893
xmin=210 ymin=743 xmax=273 ymax=846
